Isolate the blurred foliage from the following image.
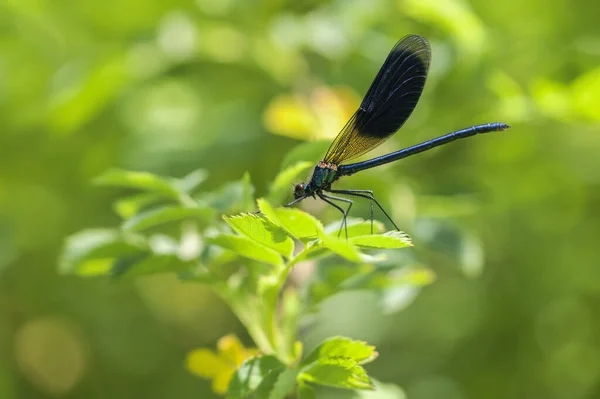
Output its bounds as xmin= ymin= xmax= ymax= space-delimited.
xmin=1 ymin=0 xmax=599 ymax=398
xmin=57 ymin=165 xmax=416 ymax=396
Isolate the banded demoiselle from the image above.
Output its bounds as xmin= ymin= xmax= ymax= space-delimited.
xmin=287 ymin=35 xmax=510 ymax=236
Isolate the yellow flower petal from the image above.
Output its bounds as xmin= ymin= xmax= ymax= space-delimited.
xmin=263 ymin=87 xmax=359 ymax=141
xmin=186 ymin=348 xmax=230 ymax=379
xmin=263 ymin=94 xmax=315 ymax=139
xmin=311 ymin=87 xmax=359 ymax=140
xmin=217 ymin=334 xmax=246 ymax=365
xmin=212 ymin=368 xmax=235 ymax=395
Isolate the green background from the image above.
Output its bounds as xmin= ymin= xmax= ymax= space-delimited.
xmin=1 ymin=0 xmax=600 ymax=398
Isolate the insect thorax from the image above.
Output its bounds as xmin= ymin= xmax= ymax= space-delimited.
xmin=307 ymin=161 xmax=339 ymax=192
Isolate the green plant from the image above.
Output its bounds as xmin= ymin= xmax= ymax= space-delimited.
xmin=59 ymin=156 xmax=434 ymax=398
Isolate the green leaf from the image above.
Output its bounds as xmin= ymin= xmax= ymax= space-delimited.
xmin=206 ymin=234 xmax=283 ymax=266
xmin=353 ymin=379 xmax=407 ymax=398
xmin=299 ymin=358 xmax=374 ymax=390
xmin=199 ymin=172 xmax=255 ymax=213
xmin=318 ymin=234 xmax=365 ymax=263
xmin=307 ymin=264 xmax=373 ymax=306
xmin=48 ymin=54 xmax=129 ymax=133
xmin=297 ymin=337 xmax=378 ymax=391
xmin=379 ymin=267 xmax=437 ymax=314
xmin=349 ymin=231 xmax=413 ymax=249
xmin=297 ymin=382 xmax=317 ymax=399
xmin=339 ymin=266 xmax=433 ymax=292
xmin=177 ymin=169 xmax=208 ymax=193
xmin=281 ymin=140 xmax=330 ymax=170
xmin=324 ymin=219 xmax=385 ymax=238
xmin=293 ymin=243 xmax=328 ymax=263
xmin=301 ymin=337 xmax=378 ymax=367
xmin=268 ymin=369 xmax=298 ymax=399
xmin=179 ymin=244 xmax=243 ymax=283
xmin=122 ymin=206 xmax=214 ymax=232
xmin=113 ymin=193 xmax=168 ymax=219
xmin=227 ymin=355 xmax=285 ymax=399
xmin=391 ymin=267 xmax=436 ymax=287
xmin=110 ymin=253 xmax=150 ymax=277
xmin=267 ymin=161 xmax=313 ymax=204
xmin=306 ymin=264 xmax=434 ymax=309
xmin=180 ymin=256 xmax=234 ymax=283
xmin=59 ymin=229 xmax=147 ymax=276
xmin=239 ymin=172 xmax=255 ymax=211
xmin=258 ymin=198 xmax=322 ymax=241
xmin=94 ymin=169 xmax=181 ymax=198
xmin=224 ymin=213 xmax=294 ymax=258
xmin=113 ymin=254 xmax=195 ymax=278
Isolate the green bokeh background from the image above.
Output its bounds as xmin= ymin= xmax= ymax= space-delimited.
xmin=1 ymin=0 xmax=600 ymax=398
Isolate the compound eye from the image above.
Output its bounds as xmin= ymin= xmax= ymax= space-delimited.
xmin=293 ymin=183 xmax=305 ymax=199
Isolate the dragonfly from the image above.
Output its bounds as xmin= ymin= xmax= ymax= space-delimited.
xmin=285 ymin=34 xmax=510 ymax=237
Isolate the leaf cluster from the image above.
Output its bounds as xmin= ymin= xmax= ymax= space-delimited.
xmin=59 ymin=161 xmax=431 ymax=397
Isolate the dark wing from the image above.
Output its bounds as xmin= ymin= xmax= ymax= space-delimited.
xmin=323 ymin=34 xmax=431 ymax=165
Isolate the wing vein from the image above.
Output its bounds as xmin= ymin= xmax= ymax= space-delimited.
xmin=323 ymin=35 xmax=431 ymax=164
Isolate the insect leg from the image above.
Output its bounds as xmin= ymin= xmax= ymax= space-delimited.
xmin=329 ymin=189 xmax=375 ymax=233
xmin=319 ymin=193 xmax=352 ymax=239
xmin=329 ymin=189 xmax=400 ymax=232
xmin=284 ymin=196 xmax=308 ymax=207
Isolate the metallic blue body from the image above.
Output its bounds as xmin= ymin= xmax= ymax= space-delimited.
xmin=338 ymin=123 xmax=508 ymax=176
xmin=302 ymin=163 xmax=340 ymax=197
